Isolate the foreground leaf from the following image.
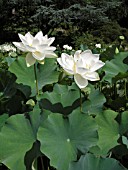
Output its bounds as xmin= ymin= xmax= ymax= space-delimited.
xmin=41 ymin=84 xmax=80 ymax=107
xmin=102 ymin=52 xmax=128 ymax=83
xmin=37 ymin=110 xmax=98 ymax=170
xmin=69 ymin=153 xmax=126 ymax=170
xmin=9 ymin=57 xmax=59 ymax=95
xmin=0 ymin=114 xmax=36 ymax=170
xmin=40 ymin=84 xmax=82 ymax=115
xmin=96 ymin=110 xmax=120 ymax=154
xmin=83 ymin=89 xmax=106 ymax=115
xmin=0 ymin=114 xmax=8 ymax=131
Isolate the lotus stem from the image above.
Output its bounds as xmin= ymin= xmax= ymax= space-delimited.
xmin=40 ymin=156 xmax=45 ymax=170
xmin=34 ymin=63 xmax=39 ymax=95
xmin=124 ymin=78 xmax=128 ymax=100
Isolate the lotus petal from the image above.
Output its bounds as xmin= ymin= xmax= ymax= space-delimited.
xmin=74 ymin=74 xmax=88 ymax=88
xmin=26 ymin=52 xmax=36 ymax=67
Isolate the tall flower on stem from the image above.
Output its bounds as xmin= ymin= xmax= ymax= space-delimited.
xmin=57 ymin=50 xmax=105 ymax=89
xmin=13 ymin=31 xmax=57 ymax=67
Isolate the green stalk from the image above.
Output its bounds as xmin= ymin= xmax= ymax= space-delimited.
xmin=34 ymin=63 xmax=39 ymax=95
xmin=40 ymin=156 xmax=45 ymax=170
xmin=124 ymin=78 xmax=128 ymax=100
xmin=32 ymin=159 xmax=38 ymax=170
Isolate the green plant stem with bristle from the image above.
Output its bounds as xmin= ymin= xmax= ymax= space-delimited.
xmin=41 ymin=156 xmax=45 ymax=170
xmin=34 ymin=63 xmax=39 ymax=95
xmin=124 ymin=78 xmax=128 ymax=100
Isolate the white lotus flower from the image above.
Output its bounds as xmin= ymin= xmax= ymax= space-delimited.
xmin=63 ymin=44 xmax=72 ymax=50
xmin=0 ymin=44 xmax=16 ymax=52
xmin=13 ymin=31 xmax=57 ymax=67
xmin=95 ymin=43 xmax=101 ymax=48
xmin=57 ymin=50 xmax=105 ymax=89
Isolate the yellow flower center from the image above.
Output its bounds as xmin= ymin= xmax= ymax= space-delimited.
xmin=85 ymin=63 xmax=91 ymax=69
xmin=73 ymin=63 xmax=77 ymax=72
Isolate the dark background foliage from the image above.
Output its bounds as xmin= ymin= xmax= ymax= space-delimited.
xmin=0 ymin=0 xmax=128 ymax=47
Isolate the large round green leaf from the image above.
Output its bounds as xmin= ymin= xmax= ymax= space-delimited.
xmin=9 ymin=57 xmax=59 ymax=95
xmin=69 ymin=153 xmax=127 ymax=170
xmin=83 ymin=89 xmax=106 ymax=116
xmin=102 ymin=52 xmax=128 ymax=83
xmin=9 ymin=57 xmax=35 ymax=91
xmin=37 ymin=110 xmax=98 ymax=170
xmin=0 ymin=114 xmax=36 ymax=170
xmin=41 ymin=84 xmax=80 ymax=107
xmin=28 ymin=105 xmax=50 ymax=136
xmin=40 ymin=84 xmax=82 ymax=115
xmin=95 ymin=110 xmax=120 ymax=154
xmin=0 ymin=114 xmax=8 ymax=131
